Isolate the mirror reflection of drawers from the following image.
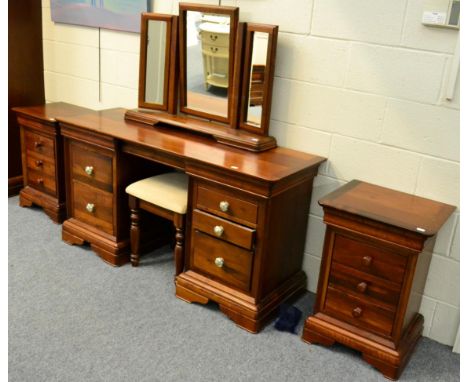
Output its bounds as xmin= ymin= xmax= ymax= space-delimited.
xmin=199 ymin=23 xmax=230 ymax=89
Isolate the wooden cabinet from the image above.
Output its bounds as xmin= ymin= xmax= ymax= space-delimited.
xmin=13 ymin=103 xmax=92 ymax=223
xmin=302 ymin=180 xmax=455 ymax=380
xmin=176 ymin=163 xmax=320 ymax=333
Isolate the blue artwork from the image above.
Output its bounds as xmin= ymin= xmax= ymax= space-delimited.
xmin=50 ymin=0 xmax=150 ymax=33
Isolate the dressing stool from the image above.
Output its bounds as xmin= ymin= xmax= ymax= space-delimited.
xmin=125 ymin=172 xmax=189 ymax=275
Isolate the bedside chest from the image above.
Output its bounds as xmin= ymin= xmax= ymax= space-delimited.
xmin=302 ymin=180 xmax=455 ymax=380
xmin=13 ymin=103 xmax=92 ymax=223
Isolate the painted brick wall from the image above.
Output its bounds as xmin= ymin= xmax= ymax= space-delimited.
xmin=41 ymin=0 xmax=460 ymax=347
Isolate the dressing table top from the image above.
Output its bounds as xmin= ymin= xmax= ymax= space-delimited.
xmin=56 ymin=107 xmax=326 ymax=183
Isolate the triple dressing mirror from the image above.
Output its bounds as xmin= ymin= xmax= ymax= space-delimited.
xmin=133 ymin=3 xmax=279 ymax=150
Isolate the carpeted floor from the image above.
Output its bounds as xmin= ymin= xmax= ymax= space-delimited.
xmin=8 ymin=196 xmax=459 ymax=381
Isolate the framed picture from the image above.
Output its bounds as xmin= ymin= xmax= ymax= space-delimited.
xmin=50 ymin=0 xmax=151 ymax=33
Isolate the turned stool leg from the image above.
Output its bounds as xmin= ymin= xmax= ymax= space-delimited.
xmin=129 ymin=196 xmax=141 ymax=267
xmin=173 ymin=214 xmax=185 ymax=277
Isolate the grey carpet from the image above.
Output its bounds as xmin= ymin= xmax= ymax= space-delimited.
xmin=8 ymin=196 xmax=459 ymax=382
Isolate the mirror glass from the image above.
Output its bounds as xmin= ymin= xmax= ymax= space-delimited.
xmin=246 ymin=31 xmax=269 ymax=127
xmin=185 ymin=11 xmax=231 ymax=118
xmin=144 ymin=20 xmax=167 ymax=105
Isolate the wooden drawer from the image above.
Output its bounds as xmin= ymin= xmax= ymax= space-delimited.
xmin=26 ymin=151 xmax=56 ymax=178
xmin=201 ymin=31 xmax=229 ymax=47
xmin=71 ymin=180 xmax=113 ymax=235
xmin=24 ymin=129 xmax=55 ymax=159
xmin=332 ymin=234 xmax=407 ymax=284
xmin=324 ymin=287 xmax=395 ymax=337
xmin=27 ymin=169 xmax=56 ymax=195
xmin=196 ymin=183 xmax=258 ymax=227
xmin=202 ymin=44 xmax=229 ymax=58
xmin=329 ymin=262 xmax=401 ymax=309
xmin=191 ymin=230 xmax=253 ymax=292
xmin=192 ymin=209 xmax=255 ymax=250
xmin=70 ymin=141 xmax=113 ymax=191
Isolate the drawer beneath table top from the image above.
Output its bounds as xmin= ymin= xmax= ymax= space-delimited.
xmin=24 ymin=130 xmax=55 ymax=159
xmin=191 ymin=230 xmax=253 ymax=292
xmin=324 ymin=287 xmax=395 ymax=338
xmin=69 ymin=141 xmax=113 ymax=191
xmin=71 ymin=180 xmax=114 ymax=235
xmin=192 ymin=209 xmax=255 ymax=250
xmin=332 ymin=233 xmax=407 ymax=284
xmin=200 ymin=31 xmax=229 ymax=47
xmin=195 ymin=183 xmax=258 ymax=227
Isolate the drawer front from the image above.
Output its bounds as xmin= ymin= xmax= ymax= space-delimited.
xmin=324 ymin=287 xmax=395 ymax=337
xmin=72 ymin=180 xmax=113 ymax=235
xmin=27 ymin=169 xmax=56 ymax=195
xmin=329 ymin=262 xmax=401 ymax=308
xmin=24 ymin=130 xmax=55 ymax=159
xmin=201 ymin=31 xmax=229 ymax=47
xmin=196 ymin=184 xmax=258 ymax=227
xmin=191 ymin=230 xmax=253 ymax=292
xmin=332 ymin=234 xmax=407 ymax=283
xmin=26 ymin=151 xmax=56 ymax=178
xmin=192 ymin=209 xmax=255 ymax=250
xmin=202 ymin=44 xmax=229 ymax=58
xmin=70 ymin=141 xmax=113 ymax=191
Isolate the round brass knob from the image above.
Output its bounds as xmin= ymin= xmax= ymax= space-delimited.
xmin=214 ymin=257 xmax=224 ymax=268
xmin=362 ymin=256 xmax=373 ymax=267
xmin=356 ymin=282 xmax=368 ymax=293
xmin=213 ymin=225 xmax=224 ymax=237
xmin=352 ymin=307 xmax=363 ymax=318
xmin=219 ymin=201 xmax=229 ymax=212
xmin=86 ymin=203 xmax=95 ymax=213
xmin=85 ymin=166 xmax=94 ymax=175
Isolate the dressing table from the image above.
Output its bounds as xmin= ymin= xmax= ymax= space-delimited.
xmin=13 ymin=3 xmax=326 ymax=333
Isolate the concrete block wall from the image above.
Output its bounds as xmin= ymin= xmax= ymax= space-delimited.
xmin=40 ymin=0 xmax=460 ymax=347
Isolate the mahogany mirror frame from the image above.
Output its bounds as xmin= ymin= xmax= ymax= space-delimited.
xmin=178 ymin=3 xmax=239 ymax=125
xmin=239 ymin=24 xmax=278 ymax=136
xmin=138 ymin=13 xmax=178 ymax=114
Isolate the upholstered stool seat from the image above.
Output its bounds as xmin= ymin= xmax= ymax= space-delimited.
xmin=125 ymin=172 xmax=189 ymax=274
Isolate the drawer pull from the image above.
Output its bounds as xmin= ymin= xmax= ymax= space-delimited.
xmin=36 ymin=178 xmax=44 ymax=185
xmin=86 ymin=203 xmax=95 ymax=213
xmin=35 ymin=160 xmax=43 ymax=167
xmin=361 ymin=256 xmax=373 ymax=267
xmin=214 ymin=257 xmax=224 ymax=268
xmin=34 ymin=141 xmax=43 ymax=148
xmin=213 ymin=225 xmax=224 ymax=237
xmin=210 ymin=46 xmax=218 ymax=53
xmin=210 ymin=34 xmax=218 ymax=42
xmin=84 ymin=166 xmax=94 ymax=176
xmin=352 ymin=307 xmax=363 ymax=318
xmin=356 ymin=282 xmax=368 ymax=293
xmin=219 ymin=200 xmax=229 ymax=212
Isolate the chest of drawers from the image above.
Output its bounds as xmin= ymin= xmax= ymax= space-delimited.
xmin=302 ymin=180 xmax=455 ymax=380
xmin=200 ymin=22 xmax=230 ymax=89
xmin=13 ymin=103 xmax=92 ymax=223
xmin=176 ymin=160 xmax=320 ymax=333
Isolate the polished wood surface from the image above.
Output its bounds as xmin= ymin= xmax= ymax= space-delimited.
xmin=9 ymin=1 xmax=45 ymax=195
xmin=59 ymin=109 xmax=323 ymax=182
xmin=302 ymin=180 xmax=455 ymax=380
xmin=13 ymin=103 xmax=92 ymax=223
xmin=319 ymin=179 xmax=455 ymax=236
